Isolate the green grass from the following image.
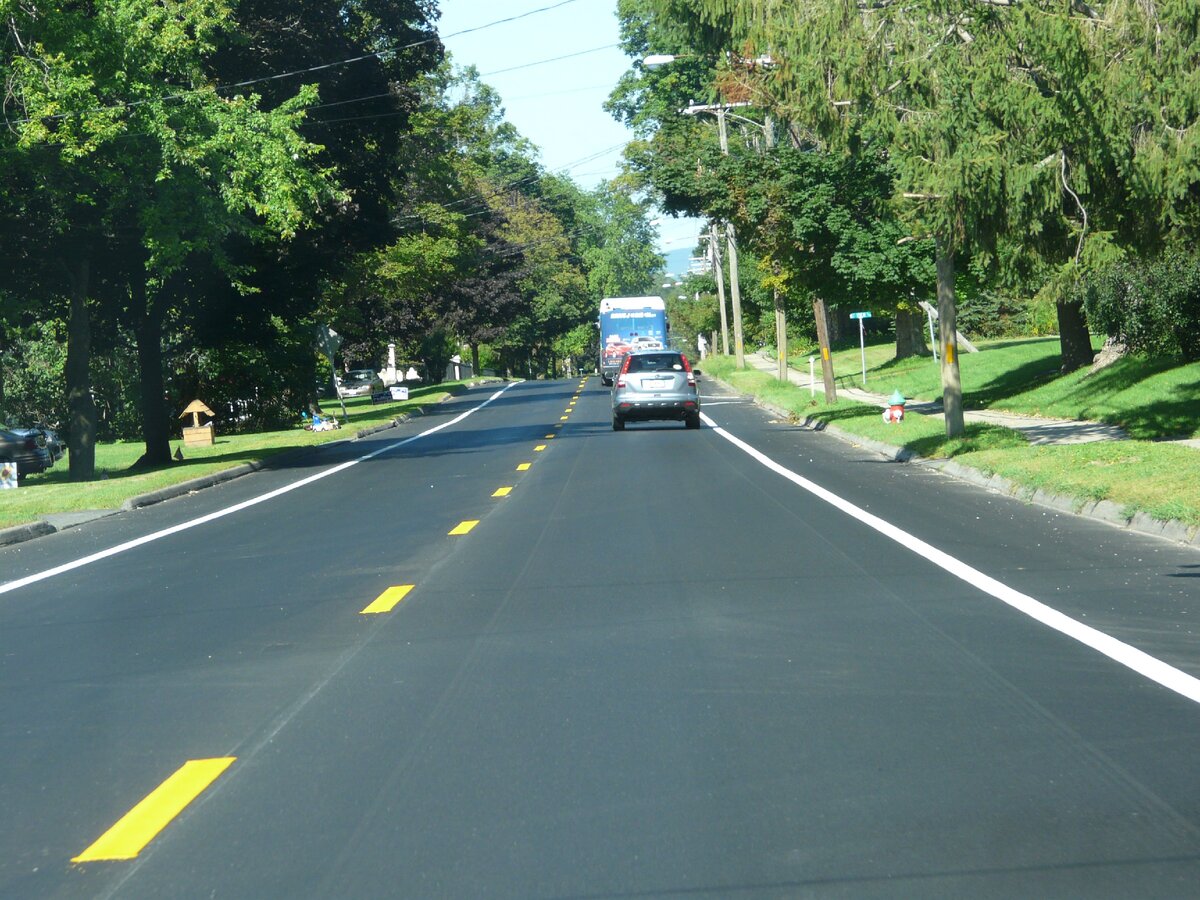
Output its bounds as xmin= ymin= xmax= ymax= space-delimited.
xmin=784 ymin=336 xmax=1200 ymax=440
xmin=704 ymin=355 xmax=1200 ymax=527
xmin=0 ymin=381 xmax=484 ymax=531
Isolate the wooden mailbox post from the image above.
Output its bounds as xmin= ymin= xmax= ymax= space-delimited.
xmin=180 ymin=400 xmax=216 ymax=447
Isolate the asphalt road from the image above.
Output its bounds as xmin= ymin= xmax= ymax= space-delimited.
xmin=2 ymin=376 xmax=1200 ymax=898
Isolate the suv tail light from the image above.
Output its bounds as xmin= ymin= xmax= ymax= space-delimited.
xmin=680 ymin=354 xmax=697 ymax=386
xmin=616 ymin=355 xmax=632 ymax=388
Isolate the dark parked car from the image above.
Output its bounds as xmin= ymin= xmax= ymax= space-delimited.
xmin=29 ymin=422 xmax=64 ymax=462
xmin=610 ymin=350 xmax=701 ymax=430
xmin=0 ymin=420 xmax=53 ymax=477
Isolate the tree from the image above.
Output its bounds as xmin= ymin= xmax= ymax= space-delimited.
xmin=4 ymin=0 xmax=342 ymax=472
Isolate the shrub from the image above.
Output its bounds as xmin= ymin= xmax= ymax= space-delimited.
xmin=1081 ymin=251 xmax=1200 ymax=360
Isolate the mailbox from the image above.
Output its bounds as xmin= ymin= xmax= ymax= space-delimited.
xmin=180 ymin=399 xmax=216 ymax=446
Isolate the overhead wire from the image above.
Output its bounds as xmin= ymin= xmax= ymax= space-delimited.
xmin=3 ymin=0 xmax=588 ymax=128
xmin=477 ymin=44 xmax=618 ymax=78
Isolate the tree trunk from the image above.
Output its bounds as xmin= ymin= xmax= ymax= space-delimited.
xmin=470 ymin=342 xmax=481 ymax=376
xmin=827 ymin=306 xmax=851 ymax=345
xmin=1057 ymin=299 xmax=1094 ymax=373
xmin=936 ymin=242 xmax=965 ymax=438
xmin=132 ymin=281 xmax=172 ymax=469
xmin=812 ymin=295 xmax=837 ymax=404
xmin=64 ymin=255 xmax=97 ymax=481
xmin=894 ymin=307 xmax=929 ymax=359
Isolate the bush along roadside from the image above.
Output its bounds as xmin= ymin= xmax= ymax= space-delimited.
xmin=703 ymin=357 xmax=1200 ymax=547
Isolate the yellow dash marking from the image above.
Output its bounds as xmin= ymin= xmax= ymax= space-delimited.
xmin=534 ymin=445 xmax=547 ymax=452
xmin=554 ymin=423 xmax=562 ymax=428
xmin=559 ymin=416 xmax=569 ymax=421
xmin=545 ymin=434 xmax=555 ymax=439
xmin=360 ymin=584 xmax=414 ymax=614
xmin=517 ymin=463 xmax=531 ymax=471
xmin=564 ymin=408 xmax=573 ymax=413
xmin=492 ymin=486 xmax=513 ymax=497
xmin=72 ymin=758 xmax=236 ymax=862
xmin=448 ymin=520 xmax=479 ymax=536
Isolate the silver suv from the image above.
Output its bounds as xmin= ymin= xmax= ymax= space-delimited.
xmin=611 ymin=350 xmax=701 ymax=430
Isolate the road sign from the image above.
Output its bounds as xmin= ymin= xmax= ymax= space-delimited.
xmin=853 ymin=313 xmax=872 ymax=385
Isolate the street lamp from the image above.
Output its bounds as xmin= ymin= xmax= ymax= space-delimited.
xmin=643 ymin=53 xmax=774 ymax=69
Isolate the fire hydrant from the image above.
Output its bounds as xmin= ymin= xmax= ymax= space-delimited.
xmin=882 ymin=389 xmax=906 ymax=424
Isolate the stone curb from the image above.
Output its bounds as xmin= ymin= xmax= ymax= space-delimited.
xmin=0 ymin=394 xmax=477 ymax=547
xmin=739 ymin=388 xmax=1199 ymax=550
xmin=0 ymin=520 xmax=56 ymax=547
xmin=0 ymin=382 xmax=511 ymax=549
xmin=121 ymin=460 xmax=270 ymax=510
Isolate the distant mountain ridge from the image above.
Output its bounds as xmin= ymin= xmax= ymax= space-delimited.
xmin=661 ymin=247 xmax=695 ymax=280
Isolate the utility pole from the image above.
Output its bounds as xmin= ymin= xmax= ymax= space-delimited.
xmin=812 ymin=297 xmax=838 ymax=403
xmin=715 ymin=107 xmax=746 ymax=369
xmin=709 ymin=224 xmax=730 ymax=355
xmin=764 ymin=115 xmax=787 ymax=384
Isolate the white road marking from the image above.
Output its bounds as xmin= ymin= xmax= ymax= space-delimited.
xmin=700 ymin=411 xmax=1200 ymax=706
xmin=0 ymin=384 xmax=520 ymax=596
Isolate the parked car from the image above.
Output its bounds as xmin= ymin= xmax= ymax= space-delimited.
xmin=336 ymin=369 xmax=384 ymax=398
xmin=610 ymin=350 xmax=701 ymax=431
xmin=29 ymin=422 xmax=64 ymax=462
xmin=0 ymin=420 xmax=53 ymax=477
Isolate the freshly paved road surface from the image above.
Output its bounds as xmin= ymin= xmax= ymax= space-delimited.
xmin=3 ymin=377 xmax=1200 ymax=898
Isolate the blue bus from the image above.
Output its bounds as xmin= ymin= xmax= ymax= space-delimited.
xmin=598 ymin=296 xmax=668 ymax=385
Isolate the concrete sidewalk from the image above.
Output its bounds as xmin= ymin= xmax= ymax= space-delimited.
xmin=745 ymin=351 xmax=1130 ymax=446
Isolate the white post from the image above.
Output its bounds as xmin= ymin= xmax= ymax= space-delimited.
xmin=926 ymin=307 xmax=938 ymax=363
xmin=859 ymin=317 xmax=868 ymax=386
xmin=809 ymin=356 xmax=816 ymax=397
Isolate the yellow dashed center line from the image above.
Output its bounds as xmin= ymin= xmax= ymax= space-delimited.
xmin=559 ymin=416 xmax=569 ymax=421
xmin=517 ymin=462 xmax=531 ymax=471
xmin=448 ymin=520 xmax=479 ymax=536
xmin=72 ymin=758 xmax=236 ymax=863
xmin=361 ymin=584 xmax=414 ymax=614
xmin=545 ymin=434 xmax=555 ymax=439
xmin=534 ymin=444 xmax=546 ymax=452
xmin=492 ymin=486 xmax=513 ymax=497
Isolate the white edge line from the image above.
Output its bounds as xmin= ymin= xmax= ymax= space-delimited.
xmin=0 ymin=384 xmax=521 ymax=596
xmin=699 ymin=411 xmax=1200 ymax=706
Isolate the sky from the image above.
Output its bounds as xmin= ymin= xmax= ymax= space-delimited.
xmin=435 ymin=0 xmax=705 ymax=271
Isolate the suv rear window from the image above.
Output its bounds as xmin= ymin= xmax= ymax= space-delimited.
xmin=625 ymin=353 xmax=683 ymax=373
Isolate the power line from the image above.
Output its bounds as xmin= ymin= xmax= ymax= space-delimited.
xmin=478 ymin=44 xmax=617 ymax=78
xmin=505 ymin=83 xmax=616 ymax=102
xmin=5 ymin=0 xmax=587 ymax=127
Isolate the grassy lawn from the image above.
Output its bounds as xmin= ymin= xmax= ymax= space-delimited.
xmin=785 ymin=336 xmax=1200 ymax=440
xmin=705 ymin=356 xmax=1200 ymax=527
xmin=1 ymin=380 xmax=484 ymax=531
